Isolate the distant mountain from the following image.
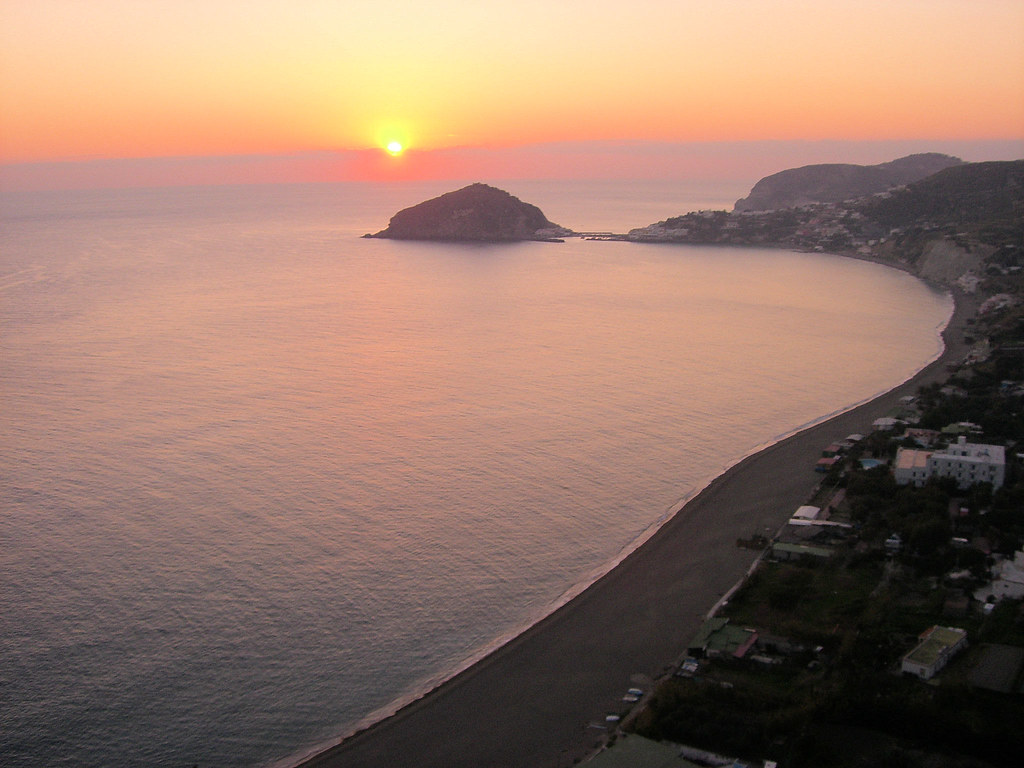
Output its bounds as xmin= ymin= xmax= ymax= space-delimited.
xmin=733 ymin=153 xmax=965 ymax=212
xmin=366 ymin=183 xmax=568 ymax=242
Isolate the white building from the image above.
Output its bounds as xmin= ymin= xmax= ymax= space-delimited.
xmin=974 ymin=550 xmax=1024 ymax=603
xmin=901 ymin=626 xmax=968 ymax=680
xmin=792 ymin=505 xmax=821 ymax=521
xmin=894 ymin=438 xmax=1005 ymax=490
xmin=894 ymin=448 xmax=932 ymax=487
xmin=928 ymin=436 xmax=1005 ymax=490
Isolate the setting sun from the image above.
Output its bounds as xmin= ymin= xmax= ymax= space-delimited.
xmin=386 ymin=141 xmax=404 ymax=155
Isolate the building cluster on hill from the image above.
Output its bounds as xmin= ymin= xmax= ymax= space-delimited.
xmin=627 ymin=159 xmax=1024 ymax=297
xmin=627 ymin=201 xmax=889 ymax=256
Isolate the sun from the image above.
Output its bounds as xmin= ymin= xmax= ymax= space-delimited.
xmin=386 ymin=141 xmax=404 ymax=155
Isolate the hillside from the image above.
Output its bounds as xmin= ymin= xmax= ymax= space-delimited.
xmin=366 ymin=183 xmax=567 ymax=242
xmin=863 ymin=160 xmax=1024 ymax=229
xmin=733 ymin=153 xmax=964 ymax=212
xmin=630 ymin=159 xmax=1024 ymax=289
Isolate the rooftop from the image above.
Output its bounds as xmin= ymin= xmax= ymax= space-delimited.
xmin=584 ymin=735 xmax=701 ymax=768
xmin=895 ymin=448 xmax=931 ymax=471
xmin=904 ymin=626 xmax=967 ymax=667
xmin=933 ymin=438 xmax=1005 ymax=465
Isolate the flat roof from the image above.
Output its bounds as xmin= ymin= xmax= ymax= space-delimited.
xmin=793 ymin=505 xmax=821 ymax=519
xmin=585 ymin=735 xmax=702 ymax=768
xmin=904 ymin=626 xmax=967 ymax=667
xmin=772 ymin=542 xmax=834 ymax=558
xmin=895 ymin=448 xmax=931 ymax=470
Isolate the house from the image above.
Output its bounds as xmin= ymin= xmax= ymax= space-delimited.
xmin=687 ymin=617 xmax=758 ymax=659
xmin=894 ymin=448 xmax=932 ymax=487
xmin=973 ymin=550 xmax=1024 ymax=602
xmin=901 ymin=626 xmax=968 ymax=680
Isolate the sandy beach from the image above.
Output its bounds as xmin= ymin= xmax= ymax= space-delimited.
xmin=296 ymin=286 xmax=977 ymax=768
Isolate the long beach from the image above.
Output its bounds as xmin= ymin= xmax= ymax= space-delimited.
xmin=296 ymin=286 xmax=976 ymax=768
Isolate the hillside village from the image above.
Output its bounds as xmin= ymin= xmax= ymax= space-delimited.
xmin=586 ymin=158 xmax=1024 ymax=768
xmin=627 ymin=160 xmax=1024 ymax=292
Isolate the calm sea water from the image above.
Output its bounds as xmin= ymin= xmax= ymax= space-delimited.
xmin=0 ymin=180 xmax=950 ymax=768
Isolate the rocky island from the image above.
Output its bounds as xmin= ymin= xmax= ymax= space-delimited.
xmin=365 ymin=182 xmax=570 ymax=242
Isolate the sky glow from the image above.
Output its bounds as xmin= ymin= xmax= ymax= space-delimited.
xmin=1 ymin=0 xmax=1022 ymax=182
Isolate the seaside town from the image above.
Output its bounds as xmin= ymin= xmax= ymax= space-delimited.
xmin=580 ymin=159 xmax=1024 ymax=768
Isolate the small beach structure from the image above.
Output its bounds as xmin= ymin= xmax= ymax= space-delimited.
xmin=687 ymin=617 xmax=758 ymax=659
xmin=872 ymin=417 xmax=902 ymax=431
xmin=792 ymin=505 xmax=820 ymax=521
xmin=901 ymin=625 xmax=968 ymax=680
xmin=815 ymin=456 xmax=841 ymax=472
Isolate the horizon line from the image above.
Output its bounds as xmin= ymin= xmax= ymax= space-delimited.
xmin=3 ymin=138 xmax=1022 ymax=193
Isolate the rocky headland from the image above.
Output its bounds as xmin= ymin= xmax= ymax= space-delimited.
xmin=733 ymin=153 xmax=964 ymax=212
xmin=630 ymin=158 xmax=1024 ymax=291
xmin=365 ymin=182 xmax=570 ymax=242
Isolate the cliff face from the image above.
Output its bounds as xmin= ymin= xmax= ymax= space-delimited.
xmin=734 ymin=153 xmax=964 ymax=212
xmin=367 ymin=183 xmax=566 ymax=241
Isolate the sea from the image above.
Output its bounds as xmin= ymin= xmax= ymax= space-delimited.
xmin=0 ymin=178 xmax=952 ymax=768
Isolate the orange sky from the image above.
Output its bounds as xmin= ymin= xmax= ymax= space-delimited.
xmin=2 ymin=0 xmax=1023 ymax=171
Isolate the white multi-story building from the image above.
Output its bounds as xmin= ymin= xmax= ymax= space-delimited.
xmin=928 ymin=436 xmax=1005 ymax=490
xmin=894 ymin=437 xmax=1005 ymax=490
xmin=894 ymin=448 xmax=932 ymax=487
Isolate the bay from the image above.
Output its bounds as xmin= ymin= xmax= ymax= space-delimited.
xmin=0 ymin=180 xmax=950 ymax=767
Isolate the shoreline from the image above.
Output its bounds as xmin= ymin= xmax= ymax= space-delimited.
xmin=293 ymin=280 xmax=977 ymax=768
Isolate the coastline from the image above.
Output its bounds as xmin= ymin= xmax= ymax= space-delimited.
xmin=292 ymin=281 xmax=977 ymax=768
